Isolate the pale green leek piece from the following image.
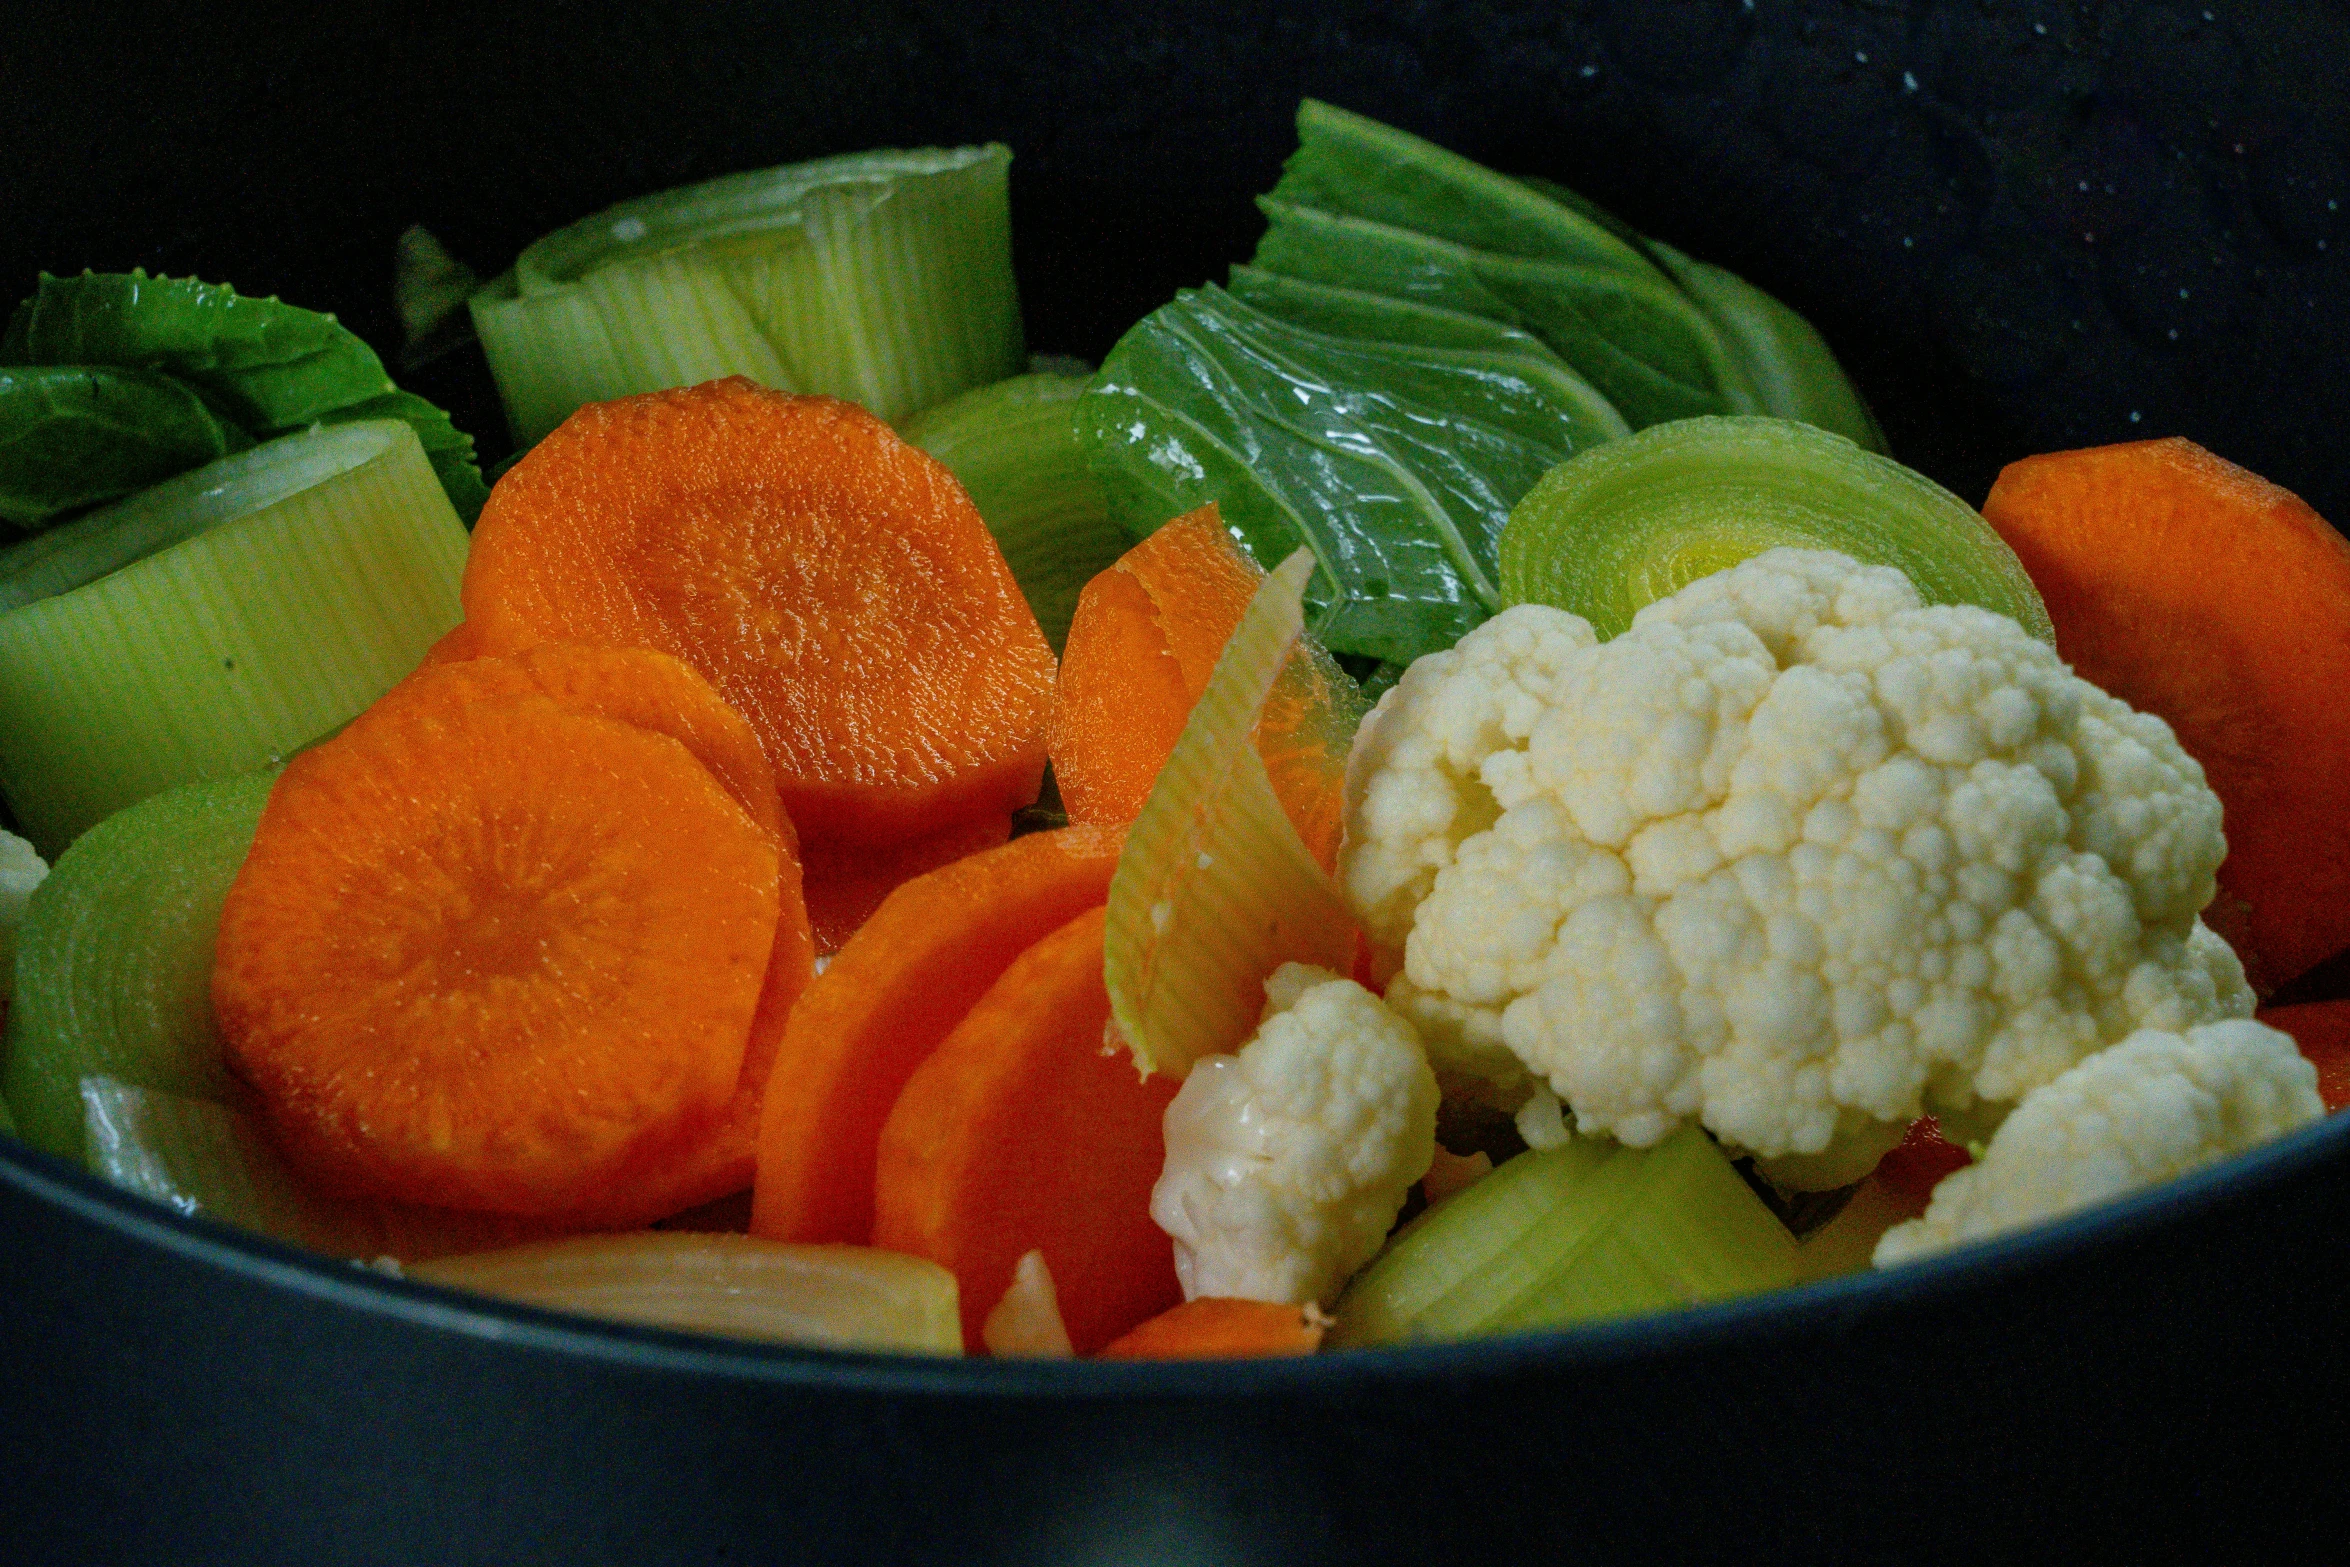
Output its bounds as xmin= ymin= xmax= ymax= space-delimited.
xmin=472 ymin=145 xmax=1023 ymax=443
xmin=1498 ymin=416 xmax=2055 ymax=643
xmin=1334 ymin=1126 xmax=1799 ymax=1346
xmin=0 ymin=420 xmax=466 ymax=854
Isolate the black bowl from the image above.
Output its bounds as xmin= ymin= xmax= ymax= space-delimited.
xmin=7 ymin=4 xmax=2350 ymax=1561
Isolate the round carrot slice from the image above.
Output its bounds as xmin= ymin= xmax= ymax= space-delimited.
xmin=214 ymin=692 xmax=779 ymax=1220
xmin=461 ymin=378 xmax=1056 ymax=845
xmin=1982 ymin=438 xmax=2350 ymax=989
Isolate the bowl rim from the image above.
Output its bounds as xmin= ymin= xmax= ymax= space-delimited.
xmin=9 ymin=1100 xmax=2346 ymax=1398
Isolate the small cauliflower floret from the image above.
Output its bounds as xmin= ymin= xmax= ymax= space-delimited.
xmin=1874 ymin=1020 xmax=2323 ymax=1265
xmin=1346 ymin=548 xmax=2254 ymax=1183
xmin=1150 ymin=964 xmax=1439 ymax=1305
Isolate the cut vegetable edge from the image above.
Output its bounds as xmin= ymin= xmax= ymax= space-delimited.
xmin=0 ymin=421 xmax=467 ymax=856
xmin=1498 ymin=414 xmax=2054 ymax=642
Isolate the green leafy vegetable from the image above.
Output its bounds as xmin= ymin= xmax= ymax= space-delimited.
xmin=0 ymin=271 xmax=486 ymax=527
xmin=1083 ymin=284 xmax=1618 ymax=662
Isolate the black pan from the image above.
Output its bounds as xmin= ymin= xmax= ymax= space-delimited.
xmin=6 ymin=3 xmax=2349 ymax=1561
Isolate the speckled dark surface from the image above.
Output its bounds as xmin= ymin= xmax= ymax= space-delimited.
xmin=6 ymin=1 xmax=2347 ymax=522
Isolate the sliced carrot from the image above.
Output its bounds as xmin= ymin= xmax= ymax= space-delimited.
xmin=797 ymin=810 xmax=1012 ymax=957
xmin=420 ymin=620 xmax=485 ymax=667
xmin=214 ymin=690 xmax=779 ymax=1221
xmin=1982 ymin=438 xmax=2350 ymax=989
xmin=366 ymin=643 xmax=820 ymax=1214
xmin=1096 ymin=1297 xmax=1327 ymax=1360
xmin=2257 ymin=1000 xmax=2350 ymax=1113
xmin=871 ymin=905 xmax=1181 ymax=1353
xmin=1050 ymin=505 xmax=1353 ymax=870
xmin=750 ymin=825 xmax=1124 ymax=1245
xmin=461 ymin=378 xmax=1057 ymax=847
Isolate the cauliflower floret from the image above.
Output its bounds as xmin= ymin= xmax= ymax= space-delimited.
xmin=1347 ymin=548 xmax=2254 ymax=1177
xmin=1151 ymin=964 xmax=1439 ymax=1305
xmin=1874 ymin=1020 xmax=2323 ymax=1265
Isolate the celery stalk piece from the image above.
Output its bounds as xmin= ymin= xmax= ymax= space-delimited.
xmin=0 ymin=771 xmax=272 ymax=1160
xmin=79 ymin=1077 xmax=560 ymax=1261
xmin=1498 ymin=415 xmax=2056 ymax=643
xmin=471 ymin=145 xmax=1022 ymax=444
xmin=0 ymin=420 xmax=466 ymax=854
xmin=410 ymin=1234 xmax=965 ymax=1355
xmin=899 ymin=373 xmax=1125 ymax=653
xmin=1104 ymin=549 xmax=1360 ymax=1079
xmin=1332 ymin=1127 xmax=1799 ymax=1347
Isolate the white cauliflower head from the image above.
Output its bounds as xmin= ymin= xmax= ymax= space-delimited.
xmin=1150 ymin=964 xmax=1439 ymax=1305
xmin=1874 ymin=1019 xmax=2323 ymax=1265
xmin=1343 ymin=548 xmax=2252 ymax=1176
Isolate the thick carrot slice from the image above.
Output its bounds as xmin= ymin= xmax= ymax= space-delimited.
xmin=750 ymin=825 xmax=1124 ymax=1245
xmin=420 ymin=620 xmax=484 ymax=667
xmin=214 ymin=691 xmax=779 ymax=1221
xmin=871 ymin=905 xmax=1181 ymax=1353
xmin=461 ymin=378 xmax=1057 ymax=846
xmin=797 ymin=810 xmax=1012 ymax=957
xmin=1051 ymin=507 xmax=1258 ymax=827
xmin=1049 ymin=505 xmax=1355 ymax=870
xmin=366 ymin=643 xmax=819 ymax=1214
xmin=1097 ymin=1298 xmax=1327 ymax=1360
xmin=1982 ymin=439 xmax=2350 ymax=988
xmin=2258 ymin=1001 xmax=2350 ymax=1113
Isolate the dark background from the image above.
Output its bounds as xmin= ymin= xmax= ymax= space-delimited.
xmin=5 ymin=0 xmax=2348 ymax=526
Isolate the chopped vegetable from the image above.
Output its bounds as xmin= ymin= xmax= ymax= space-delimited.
xmin=2258 ymin=1000 xmax=2350 ymax=1112
xmin=751 ymin=825 xmax=1124 ymax=1245
xmin=213 ymin=682 xmax=779 ymax=1221
xmin=470 ymin=146 xmax=1020 ymax=442
xmin=1498 ymin=415 xmax=2053 ymax=642
xmin=0 ymin=828 xmax=46 ymax=1004
xmin=1871 ymin=1117 xmax=1974 ymax=1209
xmin=0 ymin=420 xmax=468 ymax=855
xmin=2 ymin=771 xmax=273 ymax=1160
xmin=461 ymin=378 xmax=1055 ymax=848
xmin=1332 ymin=1126 xmax=1799 ymax=1346
xmin=1104 ymin=549 xmax=1359 ymax=1080
xmin=1 ymin=270 xmax=484 ymax=525
xmin=368 ymin=644 xmax=817 ymax=1216
xmin=899 ymin=371 xmax=1125 ymax=653
xmin=980 ymin=1248 xmax=1075 ymax=1357
xmin=796 ymin=812 xmax=1013 ymax=957
xmin=1097 ymin=1297 xmax=1327 ymax=1360
xmin=1349 ymin=549 xmax=2249 ymax=1180
xmin=1151 ymin=964 xmax=1437 ymax=1305
xmin=1981 ymin=437 xmax=2350 ymax=990
xmin=872 ymin=906 xmax=1182 ymax=1353
xmin=409 ymin=1233 xmax=964 ymax=1355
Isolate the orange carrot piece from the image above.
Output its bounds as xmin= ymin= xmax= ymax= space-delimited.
xmin=2258 ymin=1001 xmax=2350 ymax=1113
xmin=460 ymin=378 xmax=1056 ymax=847
xmin=1049 ymin=505 xmax=1353 ymax=870
xmin=871 ymin=906 xmax=1181 ymax=1353
xmin=750 ymin=825 xmax=1125 ymax=1245
xmin=1982 ymin=439 xmax=2350 ymax=988
xmin=214 ymin=691 xmax=780 ymax=1222
xmin=363 ymin=644 xmax=819 ymax=1215
xmin=797 ymin=810 xmax=1012 ymax=957
xmin=1096 ymin=1297 xmax=1327 ymax=1360
xmin=1051 ymin=507 xmax=1259 ymax=825
xmin=419 ymin=620 xmax=484 ymax=667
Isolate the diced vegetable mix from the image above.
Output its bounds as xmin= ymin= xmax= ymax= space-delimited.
xmin=0 ymin=103 xmax=2342 ymax=1361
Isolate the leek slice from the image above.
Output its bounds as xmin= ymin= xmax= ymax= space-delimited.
xmin=1332 ymin=1127 xmax=1798 ymax=1346
xmin=1104 ymin=549 xmax=1359 ymax=1078
xmin=471 ymin=145 xmax=1021 ymax=443
xmin=410 ymin=1234 xmax=965 ymax=1355
xmin=80 ymin=1077 xmax=558 ymax=1261
xmin=0 ymin=770 xmax=272 ymax=1159
xmin=0 ymin=420 xmax=464 ymax=853
xmin=899 ymin=373 xmax=1125 ymax=653
xmin=1498 ymin=415 xmax=2056 ymax=643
